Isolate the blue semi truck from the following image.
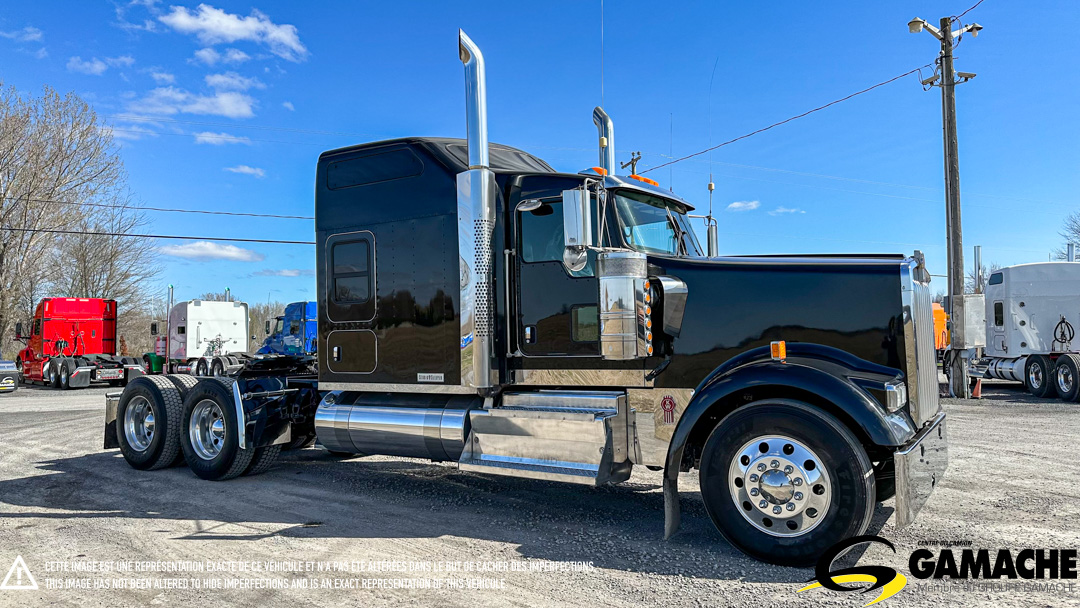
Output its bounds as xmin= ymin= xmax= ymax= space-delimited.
xmin=258 ymin=301 xmax=317 ymax=356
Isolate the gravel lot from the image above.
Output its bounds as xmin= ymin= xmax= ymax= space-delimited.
xmin=1 ymin=380 xmax=1078 ymax=607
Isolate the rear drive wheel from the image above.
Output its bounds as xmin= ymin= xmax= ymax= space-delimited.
xmin=47 ymin=360 xmax=60 ymax=388
xmin=116 ymin=376 xmax=186 ymax=470
xmin=59 ymin=359 xmax=74 ymax=390
xmin=195 ymin=359 xmax=209 ymax=376
xmin=699 ymin=400 xmax=874 ymax=567
xmin=1026 ymin=355 xmax=1055 ymax=398
xmin=210 ymin=359 xmax=225 ymax=377
xmin=181 ymin=378 xmax=254 ymax=480
xmin=163 ymin=374 xmax=201 ymax=466
xmin=244 ymin=445 xmax=282 ymax=476
xmin=1054 ymin=354 xmax=1080 ymax=402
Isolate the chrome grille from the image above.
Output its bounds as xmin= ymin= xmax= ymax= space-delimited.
xmin=903 ymin=259 xmax=940 ymax=427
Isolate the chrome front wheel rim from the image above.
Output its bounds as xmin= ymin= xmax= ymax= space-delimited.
xmin=190 ymin=399 xmax=226 ymax=461
xmin=123 ymin=396 xmax=155 ymax=452
xmin=728 ymin=435 xmax=832 ymax=537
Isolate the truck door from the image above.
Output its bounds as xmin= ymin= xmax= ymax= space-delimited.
xmin=515 ymin=200 xmax=600 ymax=356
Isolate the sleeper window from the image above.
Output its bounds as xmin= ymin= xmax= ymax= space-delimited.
xmin=994 ymin=302 xmax=1004 ymax=327
xmin=332 ymin=240 xmax=372 ymax=304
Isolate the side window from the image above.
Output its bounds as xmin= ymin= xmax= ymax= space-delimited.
xmin=519 ymin=201 xmax=595 ymax=277
xmin=994 ymin=302 xmax=1004 ymax=327
xmin=33 ymin=319 xmax=41 ymax=335
xmin=332 ymin=240 xmax=372 ymax=304
xmin=289 ymin=320 xmax=301 ymax=335
xmin=988 ymin=273 xmax=1003 ymax=286
xmin=571 ymin=305 xmax=599 ymax=342
xmin=325 ymin=231 xmax=376 ymax=323
xmin=177 ymin=326 xmax=186 ymax=335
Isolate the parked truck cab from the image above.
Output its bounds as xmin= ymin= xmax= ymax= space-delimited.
xmin=105 ymin=30 xmax=947 ymax=567
xmin=259 ymin=301 xmax=316 ymax=356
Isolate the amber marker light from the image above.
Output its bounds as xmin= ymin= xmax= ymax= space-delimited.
xmin=770 ymin=341 xmax=787 ymax=362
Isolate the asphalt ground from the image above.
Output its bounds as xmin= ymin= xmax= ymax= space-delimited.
xmin=0 ymin=380 xmax=1078 ymax=607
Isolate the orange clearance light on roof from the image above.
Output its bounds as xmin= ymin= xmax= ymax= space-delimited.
xmin=770 ymin=341 xmax=787 ymax=362
xmin=628 ymin=174 xmax=660 ymax=187
xmin=590 ymin=166 xmax=608 ymax=176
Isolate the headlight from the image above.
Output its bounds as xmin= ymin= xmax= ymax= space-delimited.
xmin=885 ymin=381 xmax=908 ymax=412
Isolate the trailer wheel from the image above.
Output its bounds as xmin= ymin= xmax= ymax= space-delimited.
xmin=1026 ymin=355 xmax=1055 ymax=398
xmin=244 ymin=445 xmax=282 ymax=476
xmin=1054 ymin=354 xmax=1080 ymax=402
xmin=116 ymin=376 xmax=186 ymax=470
xmin=698 ymin=399 xmax=874 ymax=567
xmin=181 ymin=378 xmax=254 ymax=481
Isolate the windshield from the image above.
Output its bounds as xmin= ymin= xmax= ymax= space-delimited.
xmin=613 ymin=190 xmax=702 ymax=256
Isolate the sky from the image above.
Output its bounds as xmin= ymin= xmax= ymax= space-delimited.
xmin=0 ymin=0 xmax=1078 ymax=305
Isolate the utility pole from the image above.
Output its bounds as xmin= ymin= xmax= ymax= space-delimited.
xmin=621 ymin=151 xmax=642 ymax=176
xmin=909 ymin=15 xmax=982 ymax=398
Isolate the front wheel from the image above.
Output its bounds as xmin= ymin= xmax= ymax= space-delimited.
xmin=699 ymin=400 xmax=874 ymax=567
xmin=180 ymin=378 xmax=254 ymax=480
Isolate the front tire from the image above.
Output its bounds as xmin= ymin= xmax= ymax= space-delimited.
xmin=1054 ymin=354 xmax=1080 ymax=402
xmin=181 ymin=378 xmax=254 ymax=480
xmin=1026 ymin=355 xmax=1054 ymax=398
xmin=698 ymin=400 xmax=874 ymax=567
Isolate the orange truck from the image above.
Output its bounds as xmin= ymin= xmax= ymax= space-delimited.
xmin=933 ymin=302 xmax=950 ymax=351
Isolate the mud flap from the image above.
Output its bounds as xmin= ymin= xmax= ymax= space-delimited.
xmin=663 ymin=474 xmax=681 ymax=540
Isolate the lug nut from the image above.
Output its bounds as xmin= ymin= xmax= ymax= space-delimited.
xmin=793 ymin=478 xmax=803 ymax=486
xmin=757 ymin=463 xmax=766 ymax=472
xmin=750 ymin=488 xmax=759 ymax=496
xmin=772 ymin=506 xmax=782 ymax=515
xmin=794 ymin=492 xmax=803 ymax=500
xmin=770 ymin=460 xmax=779 ymax=468
xmin=759 ymin=500 xmax=768 ymax=509
xmin=787 ymin=503 xmax=796 ymax=511
xmin=784 ymin=465 xmax=793 ymax=474
xmin=749 ymin=474 xmax=758 ymax=482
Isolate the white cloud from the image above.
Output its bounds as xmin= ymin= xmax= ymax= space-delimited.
xmin=0 ymin=26 xmax=43 ymax=42
xmin=160 ymin=5 xmax=308 ymax=62
xmin=32 ymin=48 xmax=48 ymax=60
xmin=281 ymin=101 xmax=294 ymax=111
xmin=205 ymin=71 xmax=264 ymax=91
xmin=127 ymin=87 xmax=256 ymax=118
xmin=192 ymin=46 xmax=249 ymax=65
xmin=726 ymin=200 xmax=760 ymax=212
xmin=67 ymin=56 xmax=108 ymax=75
xmin=224 ymin=164 xmax=265 ymax=177
xmin=253 ymin=268 xmax=313 ymax=277
xmin=149 ymin=70 xmax=175 ymax=84
xmin=160 ymin=241 xmax=264 ymax=262
xmin=194 ymin=131 xmax=251 ymax=145
xmin=106 ymin=55 xmax=135 ymax=67
xmin=768 ymin=206 xmax=806 ymax=216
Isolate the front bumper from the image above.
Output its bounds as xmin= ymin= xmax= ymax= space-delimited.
xmin=894 ymin=410 xmax=948 ymax=527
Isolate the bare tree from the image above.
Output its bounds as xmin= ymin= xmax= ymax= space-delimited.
xmin=1054 ymin=211 xmax=1080 ymax=260
xmin=0 ymin=83 xmax=161 ymax=357
xmin=965 ymin=261 xmax=1002 ymax=294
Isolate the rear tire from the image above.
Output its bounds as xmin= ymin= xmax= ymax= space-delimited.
xmin=1026 ymin=355 xmax=1055 ymax=398
xmin=244 ymin=445 xmax=282 ymax=476
xmin=195 ymin=359 xmax=209 ymax=376
xmin=180 ymin=378 xmax=254 ymax=480
xmin=698 ymin=400 xmax=875 ymax=567
xmin=210 ymin=359 xmax=225 ymax=377
xmin=1054 ymin=354 xmax=1080 ymax=401
xmin=59 ymin=359 xmax=74 ymax=390
xmin=163 ymin=374 xmax=201 ymax=466
xmin=48 ymin=360 xmax=61 ymax=388
xmin=116 ymin=376 xmax=186 ymax=470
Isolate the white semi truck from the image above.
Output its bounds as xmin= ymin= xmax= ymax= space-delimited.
xmin=981 ymin=262 xmax=1080 ymax=400
xmin=147 ymin=299 xmax=252 ymax=376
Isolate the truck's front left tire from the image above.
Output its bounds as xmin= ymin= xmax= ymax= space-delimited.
xmin=698 ymin=400 xmax=875 ymax=567
xmin=180 ymin=378 xmax=254 ymax=480
xmin=116 ymin=377 xmax=186 ymax=470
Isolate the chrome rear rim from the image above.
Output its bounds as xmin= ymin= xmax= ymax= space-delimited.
xmin=190 ymin=399 xmax=226 ymax=460
xmin=1058 ymin=365 xmax=1074 ymax=394
xmin=1030 ymin=364 xmax=1044 ymax=389
xmin=728 ymin=435 xmax=831 ymax=537
xmin=123 ymin=396 xmax=155 ymax=452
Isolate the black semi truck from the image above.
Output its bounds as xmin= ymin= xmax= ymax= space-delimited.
xmin=104 ymin=30 xmax=947 ymax=566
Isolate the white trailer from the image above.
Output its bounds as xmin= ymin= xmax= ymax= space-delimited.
xmin=166 ymin=300 xmax=251 ymax=376
xmin=982 ymin=262 xmax=1080 ymax=399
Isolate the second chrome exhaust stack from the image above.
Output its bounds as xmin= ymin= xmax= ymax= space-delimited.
xmin=456 ymin=30 xmax=496 ymax=392
xmin=593 ymin=106 xmax=615 ymax=174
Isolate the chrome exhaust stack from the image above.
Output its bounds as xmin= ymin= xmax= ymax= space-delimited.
xmin=456 ymin=30 xmax=497 ymax=392
xmin=592 ymin=106 xmax=615 ymax=173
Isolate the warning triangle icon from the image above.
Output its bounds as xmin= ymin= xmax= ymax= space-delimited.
xmin=0 ymin=556 xmax=38 ymax=590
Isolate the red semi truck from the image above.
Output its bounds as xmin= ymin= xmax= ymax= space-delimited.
xmin=15 ymin=298 xmax=144 ymax=389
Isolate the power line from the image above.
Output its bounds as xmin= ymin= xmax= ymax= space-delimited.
xmin=2 ymin=196 xmax=313 ymax=220
xmin=1 ymin=226 xmax=314 ymax=245
xmin=953 ymin=0 xmax=985 ymax=21
xmin=641 ymin=64 xmax=933 ymax=174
